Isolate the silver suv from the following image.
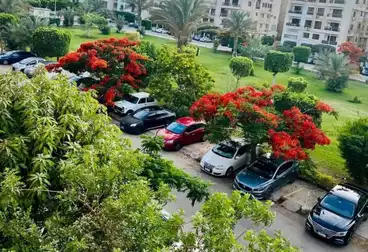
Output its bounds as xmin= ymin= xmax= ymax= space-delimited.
xmin=113 ymin=92 xmax=157 ymax=115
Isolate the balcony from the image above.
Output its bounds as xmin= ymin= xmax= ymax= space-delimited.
xmin=322 ymin=40 xmax=338 ymax=45
xmin=220 ymin=13 xmax=228 ymax=17
xmin=286 ymin=22 xmax=300 ymax=27
xmin=222 ymin=2 xmax=240 ymax=7
xmin=324 ymin=26 xmax=340 ymax=32
xmin=288 ymin=10 xmax=302 ymax=14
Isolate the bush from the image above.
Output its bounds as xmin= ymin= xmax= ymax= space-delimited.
xmin=49 ymin=17 xmax=61 ymax=26
xmin=116 ymin=11 xmax=136 ymax=23
xmin=349 ymin=96 xmax=362 ymax=104
xmin=229 ymin=56 xmax=254 ymax=88
xmin=287 ymin=77 xmax=308 ymax=93
xmin=292 ymin=46 xmax=311 ymax=64
xmin=261 ymin=35 xmax=274 ymax=46
xmin=283 ymin=41 xmax=296 ymax=48
xmin=99 ymin=25 xmax=111 ymax=35
xmin=326 ymin=75 xmax=349 ymax=92
xmin=338 ymin=118 xmax=368 ymax=183
xmin=264 ymin=50 xmax=293 ymax=79
xmin=63 ymin=16 xmax=74 ymax=27
xmin=299 ymin=159 xmax=337 ymax=190
xmin=141 ymin=19 xmax=152 ymax=30
xmin=312 ymin=44 xmax=335 ymax=54
xmin=277 ymin=46 xmax=293 ymax=53
xmin=213 ymin=39 xmax=220 ymax=53
xmin=0 ymin=13 xmax=17 ymax=27
xmin=124 ymin=32 xmax=140 ymax=41
xmin=32 ymin=27 xmax=71 ymax=58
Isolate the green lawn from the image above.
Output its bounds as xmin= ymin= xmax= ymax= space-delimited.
xmin=65 ymin=27 xmax=368 ymax=179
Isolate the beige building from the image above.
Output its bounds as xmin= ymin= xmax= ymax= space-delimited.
xmin=281 ymin=0 xmax=368 ymax=50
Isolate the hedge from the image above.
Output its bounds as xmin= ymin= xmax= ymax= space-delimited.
xmin=115 ymin=11 xmax=136 ymax=23
xmin=32 ymin=27 xmax=71 ymax=58
xmin=283 ymin=41 xmax=297 ymax=48
xmin=292 ymin=46 xmax=311 ymax=63
xmin=264 ymin=50 xmax=293 ymax=74
xmin=141 ymin=19 xmax=152 ymax=30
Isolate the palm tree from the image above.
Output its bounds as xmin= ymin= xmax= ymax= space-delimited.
xmin=0 ymin=0 xmax=27 ymax=14
xmin=126 ymin=0 xmax=153 ymax=28
xmin=60 ymin=7 xmax=76 ymax=27
xmin=150 ymin=0 xmax=208 ymax=48
xmin=77 ymin=0 xmax=108 ymax=16
xmin=223 ymin=11 xmax=253 ymax=57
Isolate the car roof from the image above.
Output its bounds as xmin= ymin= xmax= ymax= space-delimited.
xmin=131 ymin=92 xmax=150 ymax=98
xmin=330 ymin=184 xmax=365 ymax=204
xmin=20 ymin=57 xmax=44 ymax=62
xmin=176 ymin=117 xmax=203 ymax=126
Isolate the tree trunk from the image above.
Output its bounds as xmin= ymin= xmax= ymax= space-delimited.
xmin=250 ymin=143 xmax=258 ymax=162
xmin=137 ymin=8 xmax=142 ymax=29
xmin=236 ymin=77 xmax=240 ymax=89
xmin=272 ymin=73 xmax=277 ymax=85
xmin=233 ymin=35 xmax=238 ymax=57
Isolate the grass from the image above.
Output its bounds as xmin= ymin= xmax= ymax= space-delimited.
xmin=65 ymin=27 xmax=368 ymax=179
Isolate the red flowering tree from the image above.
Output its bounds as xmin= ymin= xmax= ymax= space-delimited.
xmin=337 ymin=41 xmax=363 ymax=64
xmin=190 ymin=85 xmax=333 ymax=161
xmin=47 ymin=38 xmax=148 ymax=105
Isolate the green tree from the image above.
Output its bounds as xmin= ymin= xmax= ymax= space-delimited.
xmin=261 ymin=35 xmax=274 ymax=46
xmin=264 ymin=50 xmax=293 ymax=84
xmin=0 ymin=0 xmax=27 ymax=14
xmin=60 ymin=6 xmax=75 ymax=27
xmin=239 ymin=37 xmax=271 ymax=61
xmin=0 ymin=71 xmax=297 ymax=251
xmin=83 ymin=13 xmax=104 ymax=37
xmin=77 ymin=0 xmax=108 ymax=16
xmin=223 ymin=11 xmax=253 ymax=56
xmin=126 ymin=0 xmax=153 ymax=29
xmin=146 ymin=45 xmax=214 ymax=116
xmin=287 ymin=77 xmax=308 ymax=93
xmin=0 ymin=13 xmax=17 ymax=52
xmin=315 ymin=50 xmax=352 ymax=92
xmin=32 ymin=27 xmax=71 ymax=59
xmin=229 ymin=56 xmax=254 ymax=88
xmin=338 ymin=118 xmax=368 ymax=183
xmin=150 ymin=0 xmax=208 ymax=48
xmin=292 ymin=46 xmax=311 ymax=74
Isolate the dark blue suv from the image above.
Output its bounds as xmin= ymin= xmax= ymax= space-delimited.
xmin=306 ymin=184 xmax=368 ymax=245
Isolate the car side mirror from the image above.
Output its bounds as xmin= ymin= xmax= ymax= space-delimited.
xmin=317 ymin=197 xmax=322 ymax=202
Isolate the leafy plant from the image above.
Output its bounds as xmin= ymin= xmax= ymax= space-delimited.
xmin=349 ymin=96 xmax=362 ymax=104
xmin=292 ymin=46 xmax=311 ymax=74
xmin=261 ymin=35 xmax=274 ymax=46
xmin=338 ymin=118 xmax=368 ymax=183
xmin=337 ymin=41 xmax=363 ymax=64
xmin=0 ymin=13 xmax=17 ymax=52
xmin=32 ymin=27 xmax=71 ymax=59
xmin=264 ymin=50 xmax=293 ymax=84
xmin=99 ymin=25 xmax=111 ymax=35
xmin=60 ymin=7 xmax=75 ymax=27
xmin=287 ymin=77 xmax=308 ymax=93
xmin=283 ymin=41 xmax=296 ymax=48
xmin=141 ymin=19 xmax=152 ymax=30
xmin=126 ymin=0 xmax=153 ymax=28
xmin=229 ymin=56 xmax=254 ymax=88
xmin=239 ymin=37 xmax=271 ymax=61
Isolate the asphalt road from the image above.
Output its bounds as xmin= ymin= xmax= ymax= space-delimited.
xmin=114 ymin=121 xmax=365 ymax=252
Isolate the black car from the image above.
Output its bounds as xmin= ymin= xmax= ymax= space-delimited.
xmin=306 ymin=184 xmax=368 ymax=245
xmin=120 ymin=106 xmax=176 ymax=134
xmin=0 ymin=51 xmax=36 ymax=65
xmin=128 ymin=22 xmax=139 ymax=28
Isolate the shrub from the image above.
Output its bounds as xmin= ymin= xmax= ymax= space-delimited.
xmin=141 ymin=19 xmax=152 ymax=30
xmin=293 ymin=46 xmax=311 ymax=64
xmin=229 ymin=56 xmax=254 ymax=88
xmin=287 ymin=77 xmax=308 ymax=93
xmin=32 ymin=27 xmax=71 ymax=58
xmin=299 ymin=160 xmax=337 ymax=190
xmin=261 ymin=35 xmax=274 ymax=46
xmin=277 ymin=46 xmax=293 ymax=53
xmin=124 ymin=32 xmax=140 ymax=41
xmin=283 ymin=41 xmax=296 ymax=48
xmin=213 ymin=39 xmax=220 ymax=53
xmin=264 ymin=50 xmax=293 ymax=84
xmin=99 ymin=25 xmax=111 ymax=35
xmin=326 ymin=75 xmax=349 ymax=92
xmin=63 ymin=16 xmax=74 ymax=27
xmin=49 ymin=17 xmax=61 ymax=26
xmin=0 ymin=13 xmax=17 ymax=27
xmin=116 ymin=11 xmax=136 ymax=23
xmin=349 ymin=96 xmax=362 ymax=104
xmin=312 ymin=44 xmax=335 ymax=54
xmin=338 ymin=118 xmax=368 ymax=183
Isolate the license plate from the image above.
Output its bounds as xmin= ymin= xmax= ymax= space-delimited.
xmin=204 ymin=168 xmax=211 ymax=172
xmin=317 ymin=231 xmax=327 ymax=238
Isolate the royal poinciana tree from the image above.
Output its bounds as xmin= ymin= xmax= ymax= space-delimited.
xmin=190 ymin=85 xmax=333 ymax=161
xmin=47 ymin=38 xmax=148 ymax=105
xmin=337 ymin=41 xmax=363 ymax=64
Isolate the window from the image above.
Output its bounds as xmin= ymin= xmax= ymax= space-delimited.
xmin=307 ymin=7 xmax=314 ymax=15
xmin=332 ymin=9 xmax=343 ymax=18
xmin=260 ymin=24 xmax=263 ymax=28
xmin=236 ymin=145 xmax=251 ymax=157
xmin=147 ymin=97 xmax=154 ymax=103
xmin=319 ymin=0 xmax=326 ymax=2
xmin=248 ymin=1 xmax=251 ymax=7
xmin=210 ymin=8 xmax=215 ymax=15
xmin=203 ymin=18 xmax=208 ymax=22
xmin=354 ymin=11 xmax=356 ymax=18
xmin=357 ymin=195 xmax=368 ymax=213
xmin=276 ymin=162 xmax=293 ymax=176
xmin=314 ymin=21 xmax=322 ymax=29
xmin=138 ymin=98 xmax=146 ymax=104
xmin=305 ymin=20 xmax=312 ymax=28
xmin=303 ymin=32 xmax=310 ymax=38
xmin=317 ymin=8 xmax=324 ymax=16
xmin=210 ymin=19 xmax=214 ymax=23
xmin=312 ymin=34 xmax=320 ymax=40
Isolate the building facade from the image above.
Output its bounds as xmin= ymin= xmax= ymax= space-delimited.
xmin=281 ymin=0 xmax=368 ymax=50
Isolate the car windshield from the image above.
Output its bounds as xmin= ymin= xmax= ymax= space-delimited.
xmin=212 ymin=143 xmax=237 ymax=159
xmin=248 ymin=158 xmax=279 ymax=179
xmin=320 ymin=194 xmax=356 ymax=219
xmin=166 ymin=122 xmax=186 ymax=134
xmin=132 ymin=109 xmax=149 ymax=120
xmin=123 ymin=95 xmax=139 ymax=104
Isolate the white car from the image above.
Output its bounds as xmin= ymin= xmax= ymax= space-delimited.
xmin=200 ymin=139 xmax=259 ymax=177
xmin=199 ymin=37 xmax=212 ymax=43
xmin=12 ymin=57 xmax=46 ymax=72
xmin=24 ymin=61 xmax=56 ymax=78
xmin=113 ymin=92 xmax=157 ymax=115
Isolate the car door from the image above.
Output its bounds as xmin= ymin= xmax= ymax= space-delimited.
xmin=147 ymin=96 xmax=155 ymax=106
xmin=137 ymin=98 xmax=146 ymax=110
xmin=143 ymin=112 xmax=158 ymax=129
xmin=182 ymin=125 xmax=197 ymax=145
xmin=273 ymin=161 xmax=294 ymax=190
xmin=355 ymin=195 xmax=368 ymax=228
xmin=9 ymin=53 xmax=19 ymax=63
xmin=233 ymin=145 xmax=251 ymax=170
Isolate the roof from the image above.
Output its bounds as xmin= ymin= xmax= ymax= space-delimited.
xmin=131 ymin=92 xmax=150 ymax=98
xmin=176 ymin=117 xmax=201 ymax=126
xmin=331 ymin=184 xmax=365 ymax=204
xmin=20 ymin=57 xmax=44 ymax=62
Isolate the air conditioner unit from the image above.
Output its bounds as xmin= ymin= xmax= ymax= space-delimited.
xmin=306 ymin=27 xmax=310 ymax=31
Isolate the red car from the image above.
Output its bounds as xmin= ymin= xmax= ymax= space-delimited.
xmin=157 ymin=117 xmax=206 ymax=150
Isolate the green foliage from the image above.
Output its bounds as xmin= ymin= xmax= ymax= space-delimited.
xmin=299 ymin=159 xmax=337 ymax=190
xmin=229 ymin=56 xmax=254 ymax=88
xmin=116 ymin=10 xmax=136 ymax=23
xmin=0 ymin=13 xmax=17 ymax=27
xmin=283 ymin=41 xmax=296 ymax=48
xmin=83 ymin=13 xmax=105 ymax=37
xmin=140 ymin=135 xmax=164 ymax=156
xmin=99 ymin=25 xmax=111 ymax=35
xmin=61 ymin=7 xmax=75 ymax=27
xmin=245 ymin=230 xmax=299 ymax=252
xmin=326 ymin=75 xmax=349 ymax=92
xmin=28 ymin=0 xmax=73 ymax=11
xmin=274 ymin=91 xmax=322 ymax=127
xmin=32 ymin=27 xmax=71 ymax=58
xmin=338 ymin=118 xmax=368 ymax=183
xmin=141 ymin=19 xmax=152 ymax=30
xmin=48 ymin=17 xmax=61 ymax=26
xmin=264 ymin=50 xmax=293 ymax=75
xmin=292 ymin=46 xmax=311 ymax=63
xmin=147 ymin=46 xmax=214 ymax=117
xmin=349 ymin=96 xmax=362 ymax=104
xmin=261 ymin=35 xmax=274 ymax=46
xmin=213 ymin=38 xmax=220 ymax=53
xmin=239 ymin=37 xmax=271 ymax=60
xmin=287 ymin=77 xmax=308 ymax=93
xmin=312 ymin=44 xmax=335 ymax=54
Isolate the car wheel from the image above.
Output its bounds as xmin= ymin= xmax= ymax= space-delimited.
xmin=174 ymin=142 xmax=182 ymax=151
xmin=126 ymin=110 xmax=133 ymax=115
xmin=225 ymin=167 xmax=234 ymax=177
xmin=263 ymin=189 xmax=272 ymax=200
xmin=343 ymin=230 xmax=353 ymax=246
xmin=3 ymin=60 xmax=8 ymax=65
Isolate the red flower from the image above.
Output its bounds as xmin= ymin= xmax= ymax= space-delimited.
xmin=315 ymin=101 xmax=334 ymax=113
xmin=90 ymin=59 xmax=108 ymax=70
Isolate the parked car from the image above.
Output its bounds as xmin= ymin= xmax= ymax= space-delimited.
xmin=69 ymin=74 xmax=97 ymax=89
xmin=24 ymin=61 xmax=56 ymax=78
xmin=156 ymin=28 xmax=169 ymax=34
xmin=192 ymin=35 xmax=201 ymax=41
xmin=120 ymin=106 xmax=176 ymax=134
xmin=128 ymin=22 xmax=139 ymax=28
xmin=199 ymin=37 xmax=212 ymax=43
xmin=0 ymin=51 xmax=36 ymax=65
xmin=233 ymin=154 xmax=299 ymax=199
xmin=200 ymin=139 xmax=256 ymax=177
xmin=305 ymin=184 xmax=368 ymax=245
xmin=113 ymin=92 xmax=157 ymax=115
xmin=12 ymin=57 xmax=46 ymax=72
xmin=156 ymin=117 xmax=205 ymax=151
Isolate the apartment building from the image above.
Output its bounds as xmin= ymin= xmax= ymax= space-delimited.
xmin=281 ymin=0 xmax=368 ymax=50
xmin=204 ymin=0 xmax=284 ymax=37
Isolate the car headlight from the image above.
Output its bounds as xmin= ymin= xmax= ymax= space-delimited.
xmin=214 ymin=165 xmax=224 ymax=170
xmin=166 ymin=140 xmax=174 ymax=144
xmin=130 ymin=123 xmax=137 ymax=127
xmin=307 ymin=214 xmax=313 ymax=224
xmin=335 ymin=231 xmax=348 ymax=236
xmin=253 ymin=186 xmax=267 ymax=192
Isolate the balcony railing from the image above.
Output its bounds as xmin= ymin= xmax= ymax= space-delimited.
xmin=322 ymin=40 xmax=338 ymax=45
xmin=286 ymin=22 xmax=300 ymax=27
xmin=222 ymin=2 xmax=239 ymax=7
xmin=288 ymin=10 xmax=302 ymax=14
xmin=331 ymin=14 xmax=342 ymax=18
xmin=324 ymin=26 xmax=340 ymax=32
xmin=220 ymin=13 xmax=228 ymax=17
